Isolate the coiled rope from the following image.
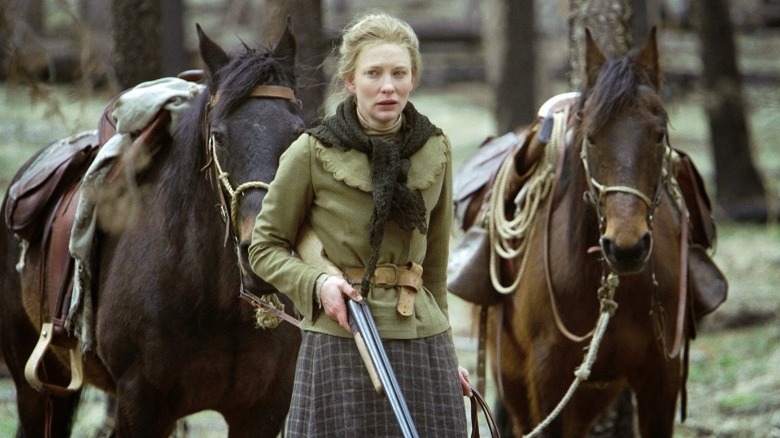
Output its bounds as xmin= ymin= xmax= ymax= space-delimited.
xmin=487 ymin=111 xmax=565 ymax=294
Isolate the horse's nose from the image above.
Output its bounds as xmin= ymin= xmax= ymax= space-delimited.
xmin=238 ymin=241 xmax=276 ymax=295
xmin=600 ymin=231 xmax=652 ymax=274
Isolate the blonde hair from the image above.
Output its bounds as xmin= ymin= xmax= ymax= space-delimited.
xmin=328 ymin=11 xmax=422 ymax=103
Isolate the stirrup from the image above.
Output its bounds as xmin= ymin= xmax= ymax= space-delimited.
xmin=24 ymin=322 xmax=84 ymax=396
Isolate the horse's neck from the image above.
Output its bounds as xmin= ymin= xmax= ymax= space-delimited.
xmin=554 ymin=133 xmax=601 ymax=255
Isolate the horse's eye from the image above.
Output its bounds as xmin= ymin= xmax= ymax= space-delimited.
xmin=655 ymin=131 xmax=665 ymax=145
xmin=586 ymin=135 xmax=596 ymax=146
xmin=210 ymin=130 xmax=227 ymax=148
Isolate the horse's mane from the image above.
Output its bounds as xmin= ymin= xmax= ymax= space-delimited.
xmin=557 ymin=53 xmax=663 ymax=256
xmin=211 ymin=47 xmax=297 ymax=120
xmin=174 ymin=46 xmax=296 ymax=164
xmin=579 ymin=53 xmax=659 ymax=134
xmin=155 ymin=44 xmax=297 ymax=234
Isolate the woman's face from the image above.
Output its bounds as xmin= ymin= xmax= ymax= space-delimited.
xmin=345 ymin=43 xmax=415 ymax=129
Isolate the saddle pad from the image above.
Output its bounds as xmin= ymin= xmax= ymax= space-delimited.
xmin=5 ymin=131 xmax=99 ymax=241
xmin=453 ymin=131 xmax=522 ymax=205
xmin=675 ymin=150 xmax=716 ymax=248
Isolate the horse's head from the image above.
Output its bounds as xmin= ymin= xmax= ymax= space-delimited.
xmin=197 ymin=21 xmax=305 ymax=292
xmin=579 ymin=27 xmax=670 ymax=275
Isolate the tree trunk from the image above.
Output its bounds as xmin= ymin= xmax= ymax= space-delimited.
xmin=499 ymin=0 xmax=535 ymax=131
xmin=112 ymin=0 xmax=162 ymax=89
xmin=690 ymin=0 xmax=770 ymax=222
xmin=568 ymin=0 xmax=632 ymax=89
xmin=79 ymin=0 xmax=114 ymax=87
xmin=289 ymin=0 xmax=327 ymax=127
xmin=0 ymin=0 xmax=46 ymax=80
xmin=161 ymin=0 xmax=187 ymax=77
xmin=481 ymin=0 xmax=536 ymax=134
xmin=256 ymin=0 xmax=288 ymax=45
xmin=630 ymin=0 xmax=660 ymax=44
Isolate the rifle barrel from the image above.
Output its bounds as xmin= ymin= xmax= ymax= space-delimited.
xmin=348 ymin=300 xmax=420 ymax=438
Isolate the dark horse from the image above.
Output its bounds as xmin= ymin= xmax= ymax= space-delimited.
xmin=457 ymin=29 xmax=714 ymax=436
xmin=0 ymin=23 xmax=304 ymax=436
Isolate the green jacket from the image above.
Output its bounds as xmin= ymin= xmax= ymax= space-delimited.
xmin=248 ymin=131 xmax=453 ymax=339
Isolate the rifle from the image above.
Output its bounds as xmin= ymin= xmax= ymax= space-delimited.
xmin=295 ymin=222 xmax=420 ymax=438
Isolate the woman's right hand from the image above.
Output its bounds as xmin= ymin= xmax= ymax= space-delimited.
xmin=319 ymin=276 xmax=362 ymax=333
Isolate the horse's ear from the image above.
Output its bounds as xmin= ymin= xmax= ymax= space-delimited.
xmin=584 ymin=28 xmax=607 ymax=88
xmin=271 ymin=16 xmax=297 ymax=64
xmin=197 ymin=23 xmax=230 ymax=80
xmin=635 ymin=26 xmax=662 ymax=90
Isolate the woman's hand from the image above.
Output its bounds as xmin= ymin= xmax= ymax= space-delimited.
xmin=319 ymin=276 xmax=362 ymax=333
xmin=458 ymin=365 xmax=473 ymax=397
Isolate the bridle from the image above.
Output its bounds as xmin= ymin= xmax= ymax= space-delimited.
xmin=202 ymin=84 xmax=299 ymax=243
xmin=201 ymin=83 xmax=302 ymax=328
xmin=579 ymin=86 xmax=674 ymax=253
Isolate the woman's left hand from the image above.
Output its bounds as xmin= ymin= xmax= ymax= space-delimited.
xmin=458 ymin=365 xmax=473 ymax=397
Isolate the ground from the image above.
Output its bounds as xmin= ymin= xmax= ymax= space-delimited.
xmin=1 ymin=23 xmax=779 ymax=438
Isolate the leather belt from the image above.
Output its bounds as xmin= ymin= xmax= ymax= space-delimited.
xmin=343 ymin=262 xmax=423 ymax=317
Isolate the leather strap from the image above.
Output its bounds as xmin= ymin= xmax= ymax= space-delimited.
xmin=469 ymin=384 xmax=501 ymax=437
xmin=250 ymin=84 xmax=297 ymax=101
xmin=476 ymin=305 xmax=488 ymax=395
xmin=343 ymin=263 xmax=424 ymax=317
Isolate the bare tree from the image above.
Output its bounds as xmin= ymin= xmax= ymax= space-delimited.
xmin=481 ymin=0 xmax=536 ymax=133
xmin=0 ymin=0 xmax=46 ymax=80
xmin=568 ymin=0 xmax=632 ymax=89
xmin=112 ymin=0 xmax=162 ymax=89
xmin=289 ymin=0 xmax=327 ymax=126
xmin=161 ymin=0 xmax=187 ymax=77
xmin=253 ymin=0 xmax=326 ymax=126
xmin=690 ymin=0 xmax=770 ymax=222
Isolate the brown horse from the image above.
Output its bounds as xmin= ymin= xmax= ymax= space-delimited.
xmin=458 ymin=29 xmax=706 ymax=437
xmin=0 ymin=23 xmax=304 ymax=436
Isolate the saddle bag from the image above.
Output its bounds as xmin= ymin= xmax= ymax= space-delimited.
xmin=453 ymin=132 xmax=522 ymax=228
xmin=447 ymin=226 xmax=503 ymax=306
xmin=5 ymin=131 xmax=99 ymax=242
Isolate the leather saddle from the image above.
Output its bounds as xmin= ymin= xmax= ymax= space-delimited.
xmin=5 ymin=94 xmax=170 ymax=395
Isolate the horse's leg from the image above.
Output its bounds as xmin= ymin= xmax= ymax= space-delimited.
xmin=630 ymin=360 xmax=679 ymax=438
xmin=112 ymin=377 xmax=177 ymax=437
xmin=1 ymin=277 xmax=81 ymax=436
xmin=14 ymin=388 xmax=82 ymax=438
xmin=3 ymin=335 xmax=81 ymax=437
xmin=222 ymin=398 xmax=289 ymax=438
xmin=488 ymin=308 xmax=534 ymax=436
xmin=561 ymin=382 xmax=626 ymax=437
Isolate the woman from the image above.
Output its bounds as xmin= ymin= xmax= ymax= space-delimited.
xmin=249 ymin=11 xmax=470 ymax=437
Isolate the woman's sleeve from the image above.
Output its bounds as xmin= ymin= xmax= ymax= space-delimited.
xmin=422 ymin=134 xmax=454 ymax=321
xmin=248 ymin=134 xmax=324 ymax=321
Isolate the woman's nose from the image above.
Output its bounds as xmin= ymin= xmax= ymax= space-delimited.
xmin=380 ymin=75 xmax=395 ymax=92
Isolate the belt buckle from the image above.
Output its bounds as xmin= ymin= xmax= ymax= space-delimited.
xmin=374 ymin=264 xmax=399 ymax=288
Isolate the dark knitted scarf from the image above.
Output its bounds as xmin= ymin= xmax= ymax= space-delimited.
xmin=307 ymin=98 xmax=441 ymax=295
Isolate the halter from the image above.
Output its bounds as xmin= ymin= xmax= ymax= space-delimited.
xmin=201 ymin=83 xmax=301 ymax=328
xmin=579 ymin=84 xmax=674 ymax=238
xmin=202 ymin=84 xmax=298 ymax=243
xmin=580 ymin=135 xmax=672 ymax=236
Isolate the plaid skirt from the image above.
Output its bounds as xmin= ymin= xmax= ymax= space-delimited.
xmin=286 ymin=331 xmax=468 ymax=437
